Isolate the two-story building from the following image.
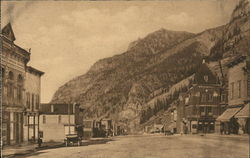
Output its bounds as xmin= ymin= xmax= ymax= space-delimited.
xmin=217 ymin=55 xmax=250 ymax=134
xmin=39 ymin=103 xmax=84 ymax=142
xmin=23 ymin=66 xmax=44 ymax=142
xmin=1 ymin=23 xmax=44 ymax=145
xmin=182 ymin=61 xmax=223 ymax=134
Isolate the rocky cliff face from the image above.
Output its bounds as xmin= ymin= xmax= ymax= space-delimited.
xmin=210 ymin=0 xmax=250 ymax=59
xmin=51 ymin=0 xmax=249 ymax=131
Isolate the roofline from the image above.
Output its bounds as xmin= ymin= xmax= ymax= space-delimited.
xmin=41 ymin=103 xmax=80 ymax=106
xmin=27 ymin=66 xmax=44 ymax=76
xmin=1 ymin=22 xmax=16 ymax=41
xmin=227 ymin=55 xmax=247 ymax=68
xmin=15 ymin=44 xmax=31 ymax=56
xmin=40 ymin=113 xmax=75 ymax=115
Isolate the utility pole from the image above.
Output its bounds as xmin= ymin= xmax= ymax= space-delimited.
xmin=68 ymin=102 xmax=70 ymax=135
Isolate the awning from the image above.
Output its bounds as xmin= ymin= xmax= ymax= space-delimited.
xmin=216 ymin=107 xmax=242 ymax=122
xmin=235 ymin=103 xmax=250 ymax=118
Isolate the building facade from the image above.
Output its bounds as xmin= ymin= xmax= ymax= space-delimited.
xmin=39 ymin=103 xmax=83 ymax=142
xmin=217 ymin=55 xmax=250 ymax=134
xmin=178 ymin=62 xmax=223 ymax=134
xmin=83 ymin=119 xmax=95 ymax=139
xmin=23 ymin=66 xmax=44 ymax=142
xmin=1 ymin=23 xmax=44 ymax=145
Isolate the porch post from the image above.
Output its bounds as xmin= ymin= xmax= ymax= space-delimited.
xmin=27 ymin=115 xmax=29 ymax=141
xmin=33 ymin=114 xmax=36 ymax=142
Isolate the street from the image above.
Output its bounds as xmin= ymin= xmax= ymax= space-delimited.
xmin=22 ymin=134 xmax=249 ymax=158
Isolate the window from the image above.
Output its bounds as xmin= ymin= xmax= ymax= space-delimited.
xmin=192 ymin=106 xmax=197 ymax=115
xmin=204 ymin=75 xmax=208 ymax=82
xmin=58 ymin=115 xmax=61 ymax=124
xmin=201 ymin=94 xmax=206 ymax=102
xmin=7 ymin=72 xmax=14 ymax=100
xmin=17 ymin=74 xmax=23 ymax=103
xmin=73 ymin=104 xmax=75 ymax=114
xmin=43 ymin=115 xmax=46 ymax=124
xmin=17 ymin=86 xmax=22 ymax=102
xmin=2 ymin=68 xmax=5 ymax=79
xmin=10 ymin=113 xmax=14 ymax=140
xmin=64 ymin=126 xmax=75 ymax=135
xmin=231 ymin=82 xmax=234 ymax=99
xmin=17 ymin=74 xmax=23 ymax=83
xmin=221 ymin=94 xmax=226 ymax=102
xmin=8 ymin=71 xmax=14 ymax=80
xmin=192 ymin=124 xmax=197 ymax=129
xmin=26 ymin=92 xmax=30 ymax=108
xmin=200 ymin=107 xmax=205 ymax=116
xmin=185 ymin=97 xmax=189 ymax=104
xmin=7 ymin=84 xmax=11 ymax=98
xmin=31 ymin=94 xmax=34 ymax=111
xmin=207 ymin=107 xmax=212 ymax=113
xmin=238 ymin=80 xmax=241 ymax=98
xmin=208 ymin=94 xmax=213 ymax=102
xmin=51 ymin=105 xmax=54 ymax=112
xmin=35 ymin=95 xmax=39 ymax=110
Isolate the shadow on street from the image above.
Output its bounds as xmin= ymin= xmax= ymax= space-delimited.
xmin=8 ymin=138 xmax=114 ymax=158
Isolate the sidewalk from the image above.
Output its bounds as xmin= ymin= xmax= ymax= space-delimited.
xmin=2 ymin=138 xmax=113 ymax=157
xmin=2 ymin=142 xmax=64 ymax=158
xmin=2 ymin=143 xmax=37 ymax=158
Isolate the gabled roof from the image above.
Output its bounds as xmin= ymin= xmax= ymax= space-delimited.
xmin=193 ymin=62 xmax=218 ymax=85
xmin=2 ymin=23 xmax=16 ymax=41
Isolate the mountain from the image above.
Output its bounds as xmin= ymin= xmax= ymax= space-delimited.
xmin=51 ymin=0 xmax=249 ymax=132
xmin=51 ymin=26 xmax=224 ymax=130
xmin=210 ymin=0 xmax=250 ymax=59
xmin=136 ymin=0 xmax=250 ymax=130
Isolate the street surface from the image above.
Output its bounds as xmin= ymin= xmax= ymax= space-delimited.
xmin=24 ymin=134 xmax=249 ymax=158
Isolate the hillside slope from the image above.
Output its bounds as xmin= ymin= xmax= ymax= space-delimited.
xmin=51 ymin=25 xmax=225 ymax=130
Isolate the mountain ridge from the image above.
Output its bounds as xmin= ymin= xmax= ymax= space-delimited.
xmin=51 ymin=0 xmax=249 ymax=132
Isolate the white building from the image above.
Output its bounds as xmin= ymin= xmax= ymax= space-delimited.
xmin=39 ymin=104 xmax=83 ymax=142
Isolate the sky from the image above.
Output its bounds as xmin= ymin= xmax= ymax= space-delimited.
xmin=1 ymin=0 xmax=239 ymax=103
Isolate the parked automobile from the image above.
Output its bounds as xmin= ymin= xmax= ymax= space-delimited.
xmin=164 ymin=130 xmax=173 ymax=135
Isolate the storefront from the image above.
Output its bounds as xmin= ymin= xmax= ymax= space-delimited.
xmin=216 ymin=107 xmax=242 ymax=134
xmin=235 ymin=103 xmax=250 ymax=134
xmin=197 ymin=120 xmax=215 ymax=133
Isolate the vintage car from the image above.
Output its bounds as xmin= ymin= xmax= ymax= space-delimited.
xmin=64 ymin=125 xmax=84 ymax=146
xmin=64 ymin=134 xmax=82 ymax=146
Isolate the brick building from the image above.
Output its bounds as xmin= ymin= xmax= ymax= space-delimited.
xmin=1 ymin=23 xmax=44 ymax=145
xmin=178 ymin=61 xmax=223 ymax=134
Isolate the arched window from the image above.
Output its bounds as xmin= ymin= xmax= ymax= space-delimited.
xmin=17 ymin=74 xmax=23 ymax=83
xmin=8 ymin=71 xmax=14 ymax=80
xmin=1 ymin=68 xmax=5 ymax=78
